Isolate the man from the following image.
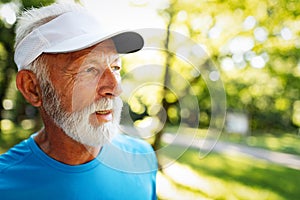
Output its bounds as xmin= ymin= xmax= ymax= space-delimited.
xmin=0 ymin=3 xmax=157 ymax=200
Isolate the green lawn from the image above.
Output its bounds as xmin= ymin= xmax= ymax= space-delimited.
xmin=157 ymin=145 xmax=300 ymax=200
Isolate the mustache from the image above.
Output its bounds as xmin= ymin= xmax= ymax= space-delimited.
xmin=93 ymin=98 xmax=113 ymax=112
xmin=84 ymin=97 xmax=123 ymax=114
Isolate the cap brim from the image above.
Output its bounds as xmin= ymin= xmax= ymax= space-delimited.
xmin=112 ymin=31 xmax=144 ymax=54
xmin=44 ymin=30 xmax=144 ymax=54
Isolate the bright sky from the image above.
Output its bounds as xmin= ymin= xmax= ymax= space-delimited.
xmin=59 ymin=0 xmax=166 ymax=30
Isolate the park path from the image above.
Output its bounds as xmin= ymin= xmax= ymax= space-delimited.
xmin=161 ymin=133 xmax=300 ymax=170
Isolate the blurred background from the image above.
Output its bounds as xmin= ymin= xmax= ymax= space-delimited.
xmin=0 ymin=0 xmax=300 ymax=199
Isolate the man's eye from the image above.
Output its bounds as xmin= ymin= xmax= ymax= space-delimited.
xmin=111 ymin=66 xmax=121 ymax=72
xmin=85 ymin=67 xmax=98 ymax=74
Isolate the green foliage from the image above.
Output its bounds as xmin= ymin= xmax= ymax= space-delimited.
xmin=0 ymin=0 xmax=11 ymax=3
xmin=0 ymin=125 xmax=33 ymax=154
xmin=0 ymin=0 xmax=57 ymax=144
xmin=155 ymin=0 xmax=300 ymax=131
xmin=159 ymin=146 xmax=300 ymax=199
xmin=21 ymin=0 xmax=55 ymax=8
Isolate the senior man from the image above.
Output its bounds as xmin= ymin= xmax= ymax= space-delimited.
xmin=0 ymin=3 xmax=157 ymax=200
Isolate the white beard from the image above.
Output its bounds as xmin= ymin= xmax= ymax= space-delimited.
xmin=57 ymin=98 xmax=123 ymax=147
xmin=42 ymin=81 xmax=123 ymax=147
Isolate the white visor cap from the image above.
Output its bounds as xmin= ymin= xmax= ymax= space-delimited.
xmin=14 ymin=10 xmax=144 ymax=70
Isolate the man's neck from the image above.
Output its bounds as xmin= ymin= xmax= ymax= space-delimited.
xmin=34 ymin=127 xmax=101 ymax=165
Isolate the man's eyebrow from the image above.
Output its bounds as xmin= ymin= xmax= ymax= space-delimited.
xmin=105 ymin=55 xmax=121 ymax=65
xmin=77 ymin=55 xmax=120 ymax=68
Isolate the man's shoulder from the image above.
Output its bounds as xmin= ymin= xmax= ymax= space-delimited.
xmin=0 ymin=138 xmax=32 ymax=173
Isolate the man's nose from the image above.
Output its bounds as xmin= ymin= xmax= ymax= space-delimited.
xmin=97 ymin=67 xmax=122 ymax=98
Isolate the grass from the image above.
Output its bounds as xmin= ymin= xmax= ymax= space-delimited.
xmin=157 ymin=145 xmax=300 ymax=200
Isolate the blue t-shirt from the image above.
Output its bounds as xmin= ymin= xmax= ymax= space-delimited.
xmin=0 ymin=133 xmax=157 ymax=200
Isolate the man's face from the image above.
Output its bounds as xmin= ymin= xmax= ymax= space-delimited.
xmin=40 ymin=39 xmax=123 ymax=146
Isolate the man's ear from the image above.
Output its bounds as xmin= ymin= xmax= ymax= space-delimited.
xmin=16 ymin=70 xmax=42 ymax=107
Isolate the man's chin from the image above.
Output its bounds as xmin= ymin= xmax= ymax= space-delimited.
xmin=62 ymin=122 xmax=118 ymax=148
xmin=88 ymin=113 xmax=113 ymax=127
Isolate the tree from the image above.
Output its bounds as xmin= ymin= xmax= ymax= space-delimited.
xmin=153 ymin=0 xmax=300 ymax=133
xmin=0 ymin=0 xmax=56 ymax=148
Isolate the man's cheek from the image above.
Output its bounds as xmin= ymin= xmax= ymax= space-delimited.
xmin=71 ymin=81 xmax=98 ymax=112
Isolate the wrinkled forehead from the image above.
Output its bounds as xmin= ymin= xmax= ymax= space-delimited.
xmin=42 ymin=39 xmax=121 ymax=72
xmin=85 ymin=39 xmax=120 ymax=63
